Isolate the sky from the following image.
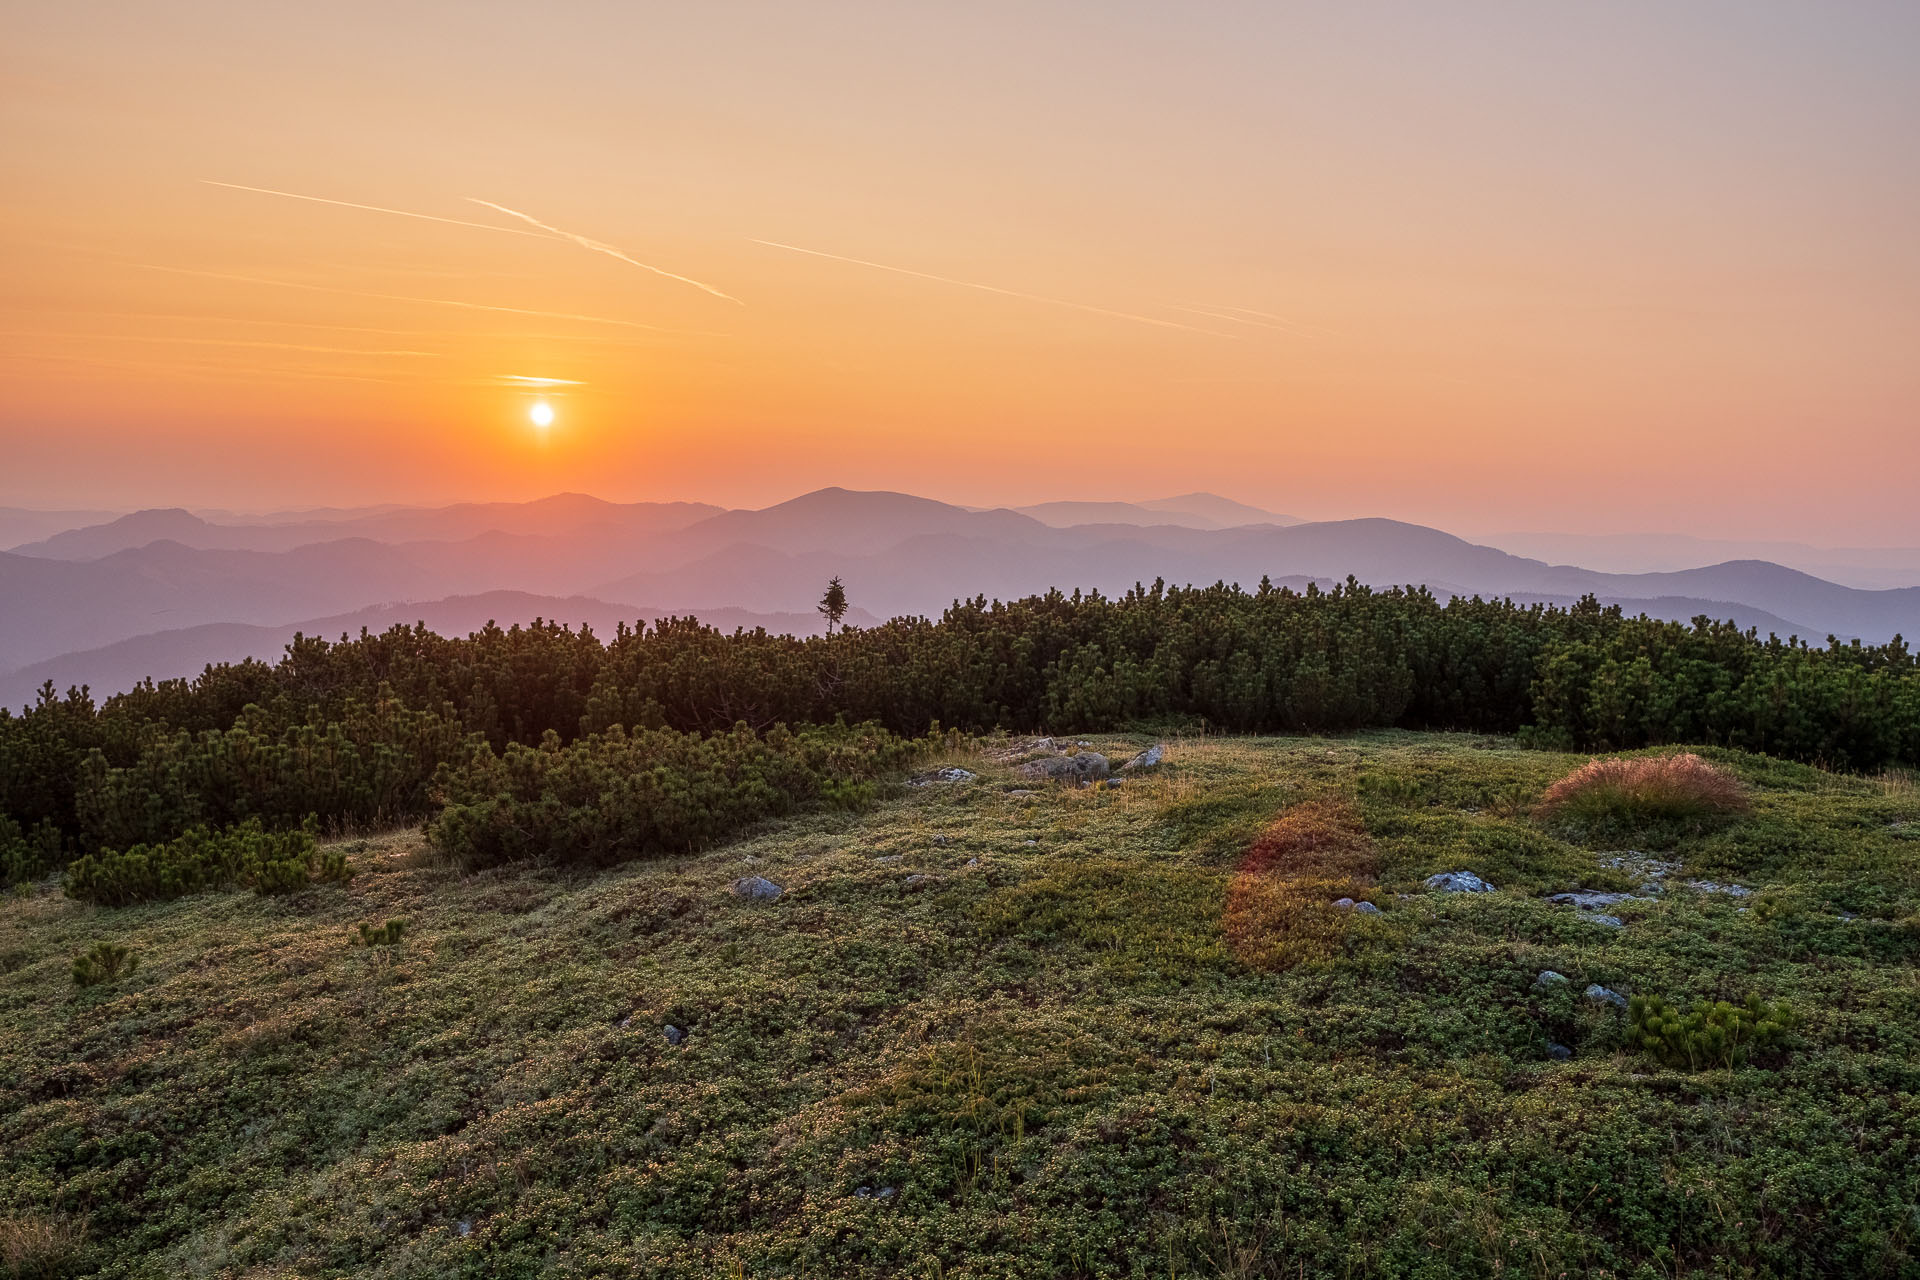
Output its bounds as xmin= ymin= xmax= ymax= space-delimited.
xmin=3 ymin=1 xmax=1917 ymax=542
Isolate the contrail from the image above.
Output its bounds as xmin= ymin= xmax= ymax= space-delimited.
xmin=748 ymin=239 xmax=1237 ymax=338
xmin=204 ymin=180 xmax=739 ymax=305
xmin=0 ymin=330 xmax=445 ymax=358
xmin=1175 ymin=301 xmax=1343 ymax=337
xmin=1166 ymin=304 xmax=1318 ymax=337
xmin=469 ymin=200 xmax=740 ymax=304
xmin=203 ymin=181 xmax=550 ymax=240
xmin=137 ymin=265 xmax=689 ymax=331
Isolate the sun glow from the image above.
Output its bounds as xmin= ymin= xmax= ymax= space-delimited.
xmin=529 ymin=401 xmax=554 ymax=428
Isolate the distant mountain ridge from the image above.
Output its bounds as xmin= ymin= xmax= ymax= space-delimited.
xmin=4 ymin=486 xmax=1916 ymax=709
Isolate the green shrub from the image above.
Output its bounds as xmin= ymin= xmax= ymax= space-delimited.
xmin=62 ymin=818 xmax=347 ymax=907
xmin=427 ymin=721 xmax=922 ymax=870
xmin=355 ymin=919 xmax=407 ymax=946
xmin=70 ymin=941 xmax=137 ymax=988
xmin=0 ymin=815 xmax=62 ymax=888
xmin=1627 ymin=993 xmax=1796 ymax=1070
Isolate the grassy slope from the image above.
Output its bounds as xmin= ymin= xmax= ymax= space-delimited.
xmin=3 ymin=733 xmax=1918 ymax=1279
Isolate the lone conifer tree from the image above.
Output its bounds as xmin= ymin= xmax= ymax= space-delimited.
xmin=818 ymin=575 xmax=848 ymax=634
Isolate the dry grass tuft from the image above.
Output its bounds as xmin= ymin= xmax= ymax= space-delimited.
xmin=0 ymin=1211 xmax=84 ymax=1279
xmin=1535 ymin=752 xmax=1748 ymax=833
xmin=1225 ymin=800 xmax=1376 ymax=971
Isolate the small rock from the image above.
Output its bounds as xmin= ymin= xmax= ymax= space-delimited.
xmin=903 ymin=874 xmax=938 ymax=890
xmin=909 ymin=767 xmax=977 ymax=787
xmin=1121 ymin=744 xmax=1166 ymax=771
xmin=876 ymin=1186 xmax=896 ymax=1199
xmin=741 ymin=854 xmax=761 ymax=865
xmin=1425 ymin=871 xmax=1496 ymax=893
xmin=1585 ymin=914 xmax=1625 ymax=929
xmin=663 ymin=1024 xmax=684 ymax=1046
xmin=1023 ymin=839 xmax=1038 ymax=847
xmin=854 ymin=1186 xmax=872 ymax=1198
xmin=731 ymin=875 xmax=783 ymax=901
xmin=1535 ymin=970 xmax=1568 ymax=987
xmin=1103 ymin=778 xmax=1122 ymax=789
xmin=1685 ymin=880 xmax=1753 ymax=897
xmin=875 ymin=854 xmax=902 ymax=864
xmin=1354 ymin=901 xmax=1382 ymax=915
xmin=617 ymin=1013 xmax=634 ymax=1029
xmin=1333 ymin=897 xmax=1356 ymax=909
xmin=457 ymin=1219 xmax=472 ymax=1238
xmin=1006 ymin=789 xmax=1038 ymax=798
xmin=964 ymin=857 xmax=980 ymax=869
xmin=1584 ymin=984 xmax=1628 ymax=1008
xmin=1547 ymin=1043 xmax=1573 ymax=1061
xmin=931 ymin=835 xmax=954 ymax=847
xmin=1639 ymin=882 xmax=1664 ymax=896
xmin=1013 ymin=752 xmax=1111 ymax=785
xmin=1547 ymin=891 xmax=1646 ymax=910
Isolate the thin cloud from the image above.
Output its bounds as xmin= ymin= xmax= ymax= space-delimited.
xmin=749 ymin=239 xmax=1237 ymax=338
xmin=137 ymin=264 xmax=694 ymax=332
xmin=498 ymin=375 xmax=586 ymax=386
xmin=468 ymin=199 xmax=740 ymax=305
xmin=203 ymin=181 xmax=549 ymax=240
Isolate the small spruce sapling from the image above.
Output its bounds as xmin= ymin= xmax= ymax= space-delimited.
xmin=818 ymin=575 xmax=848 ymax=635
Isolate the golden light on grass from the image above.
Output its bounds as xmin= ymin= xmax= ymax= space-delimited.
xmin=1224 ymin=799 xmax=1376 ymax=972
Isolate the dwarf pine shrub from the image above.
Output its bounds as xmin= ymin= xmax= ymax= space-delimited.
xmin=71 ymin=941 xmax=137 ymax=988
xmin=426 ymin=720 xmax=923 ymax=869
xmin=62 ymin=817 xmax=347 ymax=906
xmin=355 ymin=919 xmax=407 ymax=946
xmin=0 ymin=816 xmax=62 ymax=889
xmin=1627 ymin=993 xmax=1796 ymax=1070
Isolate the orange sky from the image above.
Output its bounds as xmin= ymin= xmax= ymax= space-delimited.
xmin=3 ymin=3 xmax=1917 ymax=541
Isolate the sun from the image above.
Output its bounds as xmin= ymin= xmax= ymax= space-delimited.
xmin=528 ymin=401 xmax=555 ymax=429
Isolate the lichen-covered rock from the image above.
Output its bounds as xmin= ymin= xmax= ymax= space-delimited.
xmin=732 ymin=875 xmax=783 ymax=901
xmin=1425 ymin=871 xmax=1496 ymax=893
xmin=1013 ymin=753 xmax=1110 ymax=785
xmin=909 ymin=767 xmax=976 ymax=787
xmin=1121 ymin=744 xmax=1166 ymax=771
xmin=1584 ymin=984 xmax=1628 ymax=1008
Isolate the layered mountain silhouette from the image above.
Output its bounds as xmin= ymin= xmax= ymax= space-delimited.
xmin=4 ymin=488 xmax=1916 ymax=709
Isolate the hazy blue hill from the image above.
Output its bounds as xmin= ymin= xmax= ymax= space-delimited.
xmin=1139 ymin=491 xmax=1301 ymax=526
xmin=12 ymin=495 xmax=724 ymax=560
xmin=0 ymin=506 xmax=123 ymax=550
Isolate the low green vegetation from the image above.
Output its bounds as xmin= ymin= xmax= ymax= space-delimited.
xmin=61 ymin=818 xmax=347 ymax=906
xmin=3 ymin=732 xmax=1915 ymax=1277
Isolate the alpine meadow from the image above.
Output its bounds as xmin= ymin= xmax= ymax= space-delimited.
xmin=6 ymin=2 xmax=1920 ymax=1277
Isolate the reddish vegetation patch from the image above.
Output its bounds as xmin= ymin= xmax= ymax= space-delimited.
xmin=1536 ymin=752 xmax=1749 ymax=824
xmin=1225 ymin=800 xmax=1376 ymax=971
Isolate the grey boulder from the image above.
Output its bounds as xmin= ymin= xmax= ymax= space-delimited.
xmin=1014 ymin=753 xmax=1111 ymax=785
xmin=1584 ymin=984 xmax=1628 ymax=1008
xmin=1121 ymin=744 xmax=1166 ymax=771
xmin=731 ymin=875 xmax=784 ymax=901
xmin=1425 ymin=871 xmax=1496 ymax=893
